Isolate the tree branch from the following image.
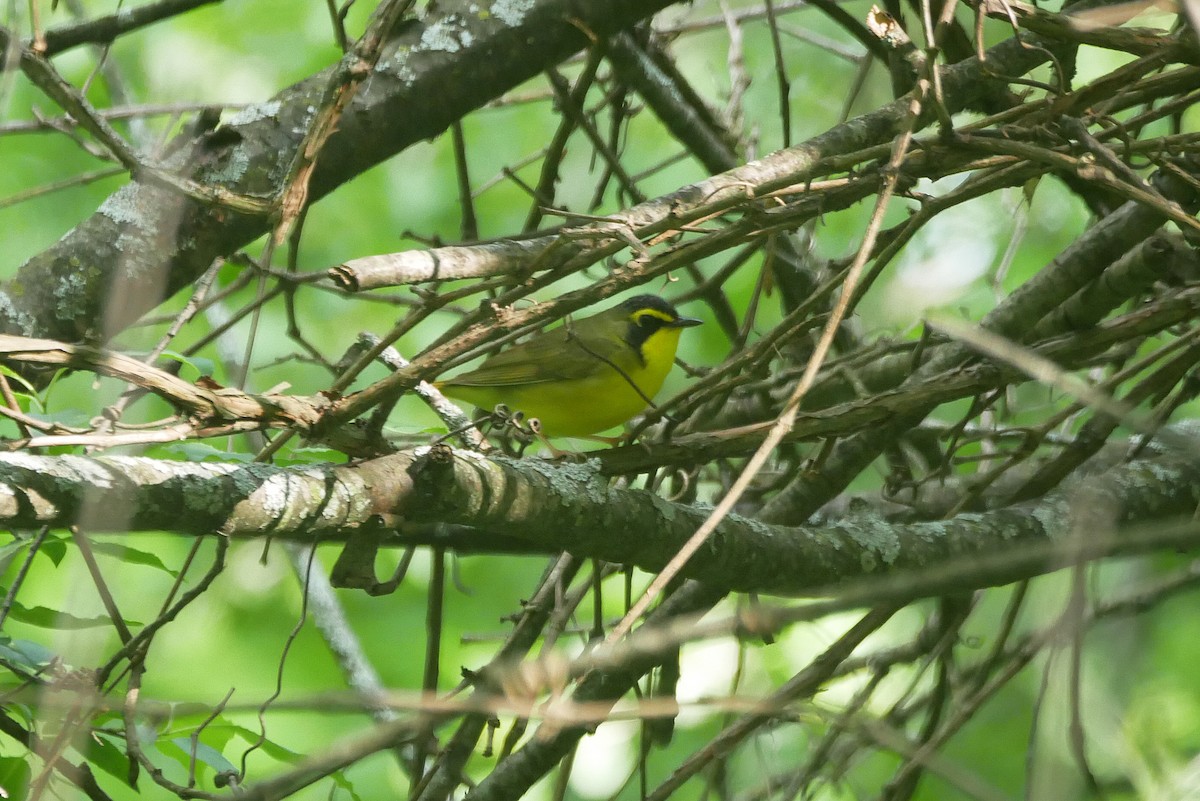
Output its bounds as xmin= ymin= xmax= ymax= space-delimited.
xmin=2 ymin=432 xmax=1198 ymax=595
xmin=1 ymin=0 xmax=683 ymax=342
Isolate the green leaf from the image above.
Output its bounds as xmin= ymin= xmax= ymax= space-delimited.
xmin=134 ymin=721 xmax=159 ymax=749
xmin=36 ymin=368 xmax=68 ymax=412
xmin=38 ymin=536 xmax=67 ymax=566
xmin=155 ymin=351 xmax=215 ymax=379
xmin=226 ymin=723 xmax=303 ymax=764
xmin=158 ymin=735 xmax=241 ymax=790
xmin=168 ymin=737 xmax=237 ymax=779
xmin=0 ymin=540 xmax=29 ymax=576
xmin=277 ymin=446 xmax=347 ymax=465
xmin=1021 ymin=175 xmax=1041 ymax=206
xmin=0 ymin=755 xmax=31 ymax=801
xmin=24 ymin=408 xmax=91 ymax=428
xmin=121 ymin=724 xmax=178 ymax=787
xmin=329 ymin=768 xmax=361 ymax=800
xmin=0 ymin=366 xmax=38 ymax=399
xmin=187 ymin=726 xmax=358 ymax=800
xmin=82 ymin=731 xmax=135 ymax=788
xmin=0 ymin=367 xmax=43 ymax=428
xmin=156 ymin=443 xmax=254 ymax=463
xmin=164 ymin=715 xmax=237 ymax=753
xmin=0 ymin=599 xmax=135 ymax=630
xmin=84 ymin=542 xmax=178 ymax=577
xmin=0 ymin=637 xmax=56 ymax=670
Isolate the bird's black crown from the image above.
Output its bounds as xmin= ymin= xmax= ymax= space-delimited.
xmin=619 ymin=294 xmax=681 ymax=319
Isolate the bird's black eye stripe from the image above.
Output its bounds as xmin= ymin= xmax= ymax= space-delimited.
xmin=632 ymin=309 xmax=675 ymax=330
xmin=624 ymin=307 xmax=681 ymax=358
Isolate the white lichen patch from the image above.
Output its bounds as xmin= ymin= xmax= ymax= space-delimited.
xmin=1032 ymin=496 xmax=1071 ymax=542
xmin=3 ymin=453 xmax=120 ymax=487
xmin=99 ymin=184 xmax=181 ymax=274
xmin=376 ymin=45 xmax=416 ymax=84
xmin=98 ymin=184 xmax=150 ymax=227
xmin=54 ymin=270 xmax=94 ymax=322
xmin=546 ymin=456 xmax=602 ymax=485
xmin=0 ymin=293 xmax=36 ymax=336
xmin=205 ymin=146 xmax=251 ymax=185
xmin=521 ymin=456 xmax=606 ymax=506
xmin=238 ymin=467 xmax=373 ymax=533
xmin=394 ymin=62 xmax=417 ymax=84
xmin=840 ymin=501 xmax=901 ymax=569
xmin=1140 ymin=461 xmax=1185 ymax=511
xmin=287 ymin=104 xmax=319 ymax=137
xmin=225 ymin=100 xmax=282 ymax=127
xmin=419 ymin=16 xmax=473 ymax=52
xmin=248 ymin=472 xmax=298 ymax=520
xmin=491 ymin=0 xmax=532 ymax=26
xmin=101 ymin=455 xmax=242 ymax=483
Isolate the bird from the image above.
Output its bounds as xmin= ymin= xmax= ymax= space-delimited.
xmin=435 ymin=295 xmax=702 ymax=439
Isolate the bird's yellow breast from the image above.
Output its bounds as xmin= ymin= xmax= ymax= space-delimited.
xmin=443 ymin=327 xmax=683 ymax=438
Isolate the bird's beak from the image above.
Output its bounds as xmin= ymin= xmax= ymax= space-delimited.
xmin=670 ymin=316 xmax=703 ymax=328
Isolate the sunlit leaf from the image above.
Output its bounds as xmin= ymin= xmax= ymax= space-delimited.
xmin=84 ymin=541 xmax=178 ymax=577
xmin=168 ymin=738 xmax=238 ymax=780
xmin=156 ymin=443 xmax=254 ymax=463
xmin=22 ymin=408 xmax=91 ymax=428
xmin=0 ymin=366 xmax=38 ymax=399
xmin=0 ymin=540 xmax=29 ymax=576
xmin=226 ymin=723 xmax=303 ymax=764
xmin=37 ymin=536 xmax=67 ymax=566
xmin=0 ymin=756 xmax=31 ymax=801
xmin=0 ymin=636 xmax=56 ymax=669
xmin=0 ymin=600 xmax=136 ymax=630
xmin=82 ymin=731 xmax=136 ymax=789
xmin=276 ymin=446 xmax=347 ymax=465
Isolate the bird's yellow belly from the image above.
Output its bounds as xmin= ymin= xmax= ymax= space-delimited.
xmin=447 ymin=368 xmax=666 ymax=437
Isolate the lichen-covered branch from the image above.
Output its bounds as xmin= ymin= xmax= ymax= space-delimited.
xmin=1 ymin=0 xmax=684 ymax=342
xmin=3 ymin=437 xmax=1199 ymax=595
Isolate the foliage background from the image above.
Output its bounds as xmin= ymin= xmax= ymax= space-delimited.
xmin=2 ymin=0 xmax=1200 ymax=800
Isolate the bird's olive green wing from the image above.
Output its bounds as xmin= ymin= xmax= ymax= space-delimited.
xmin=442 ymin=326 xmax=633 ymax=387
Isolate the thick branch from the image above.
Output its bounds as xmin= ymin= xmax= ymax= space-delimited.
xmin=5 ymin=0 xmax=1078 ymax=347
xmin=1 ymin=0 xmax=682 ymax=341
xmin=3 ymin=436 xmax=1198 ymax=595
